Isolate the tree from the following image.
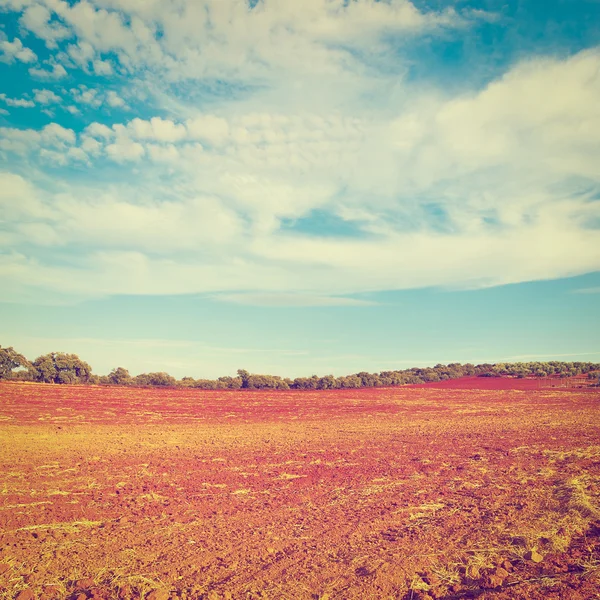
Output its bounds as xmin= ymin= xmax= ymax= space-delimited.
xmin=317 ymin=375 xmax=338 ymax=390
xmin=133 ymin=372 xmax=176 ymax=387
xmin=218 ymin=376 xmax=243 ymax=389
xmin=107 ymin=367 xmax=132 ymax=386
xmin=0 ymin=346 xmax=30 ymax=380
xmin=32 ymin=352 xmax=93 ymax=384
xmin=237 ymin=369 xmax=250 ymax=388
xmin=337 ymin=374 xmax=362 ymax=389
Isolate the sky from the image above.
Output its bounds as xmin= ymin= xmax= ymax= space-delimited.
xmin=0 ymin=0 xmax=599 ymax=378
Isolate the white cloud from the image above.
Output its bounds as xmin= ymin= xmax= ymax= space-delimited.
xmin=128 ymin=117 xmax=186 ymax=142
xmin=41 ymin=122 xmax=76 ymax=145
xmin=0 ymin=94 xmax=35 ymax=108
xmin=0 ymin=127 xmax=40 ymax=153
xmin=106 ymin=90 xmax=125 ymax=107
xmin=186 ymin=115 xmax=230 ymax=146
xmin=80 ymin=135 xmax=102 ymax=154
xmin=33 ymin=89 xmax=62 ymax=104
xmin=20 ymin=3 xmax=71 ymax=48
xmin=146 ymin=143 xmax=179 ymax=163
xmin=66 ymin=40 xmax=95 ymax=67
xmin=29 ymin=63 xmax=68 ymax=79
xmin=93 ymin=58 xmax=113 ymax=75
xmin=70 ymin=84 xmax=101 ymax=106
xmin=105 ymin=137 xmax=145 ymax=161
xmin=68 ymin=85 xmax=127 ymax=110
xmin=0 ymin=37 xmax=37 ymax=63
xmin=216 ymin=293 xmax=377 ymax=307
xmin=0 ymin=123 xmax=75 ymax=155
xmin=85 ymin=122 xmax=113 ymax=138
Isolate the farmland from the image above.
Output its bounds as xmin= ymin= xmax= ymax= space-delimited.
xmin=0 ymin=381 xmax=599 ymax=600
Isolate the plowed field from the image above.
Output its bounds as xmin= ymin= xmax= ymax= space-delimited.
xmin=1 ymin=382 xmax=599 ymax=600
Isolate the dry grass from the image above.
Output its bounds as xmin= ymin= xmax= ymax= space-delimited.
xmin=557 ymin=476 xmax=600 ymax=519
xmin=578 ymin=553 xmax=600 ymax=581
xmin=464 ymin=551 xmax=498 ymax=579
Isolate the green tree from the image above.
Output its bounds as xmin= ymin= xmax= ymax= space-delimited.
xmin=337 ymin=374 xmax=362 ymax=389
xmin=107 ymin=367 xmax=132 ymax=386
xmin=317 ymin=374 xmax=338 ymax=390
xmin=218 ymin=376 xmax=243 ymax=389
xmin=32 ymin=353 xmax=93 ymax=384
xmin=237 ymin=369 xmax=250 ymax=388
xmin=133 ymin=372 xmax=176 ymax=387
xmin=0 ymin=346 xmax=30 ymax=379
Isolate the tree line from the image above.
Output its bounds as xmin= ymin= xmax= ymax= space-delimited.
xmin=1 ymin=345 xmax=599 ymax=390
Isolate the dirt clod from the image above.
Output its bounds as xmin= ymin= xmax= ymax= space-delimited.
xmin=481 ymin=574 xmax=504 ymax=589
xmin=74 ymin=578 xmax=95 ymax=590
xmin=526 ymin=549 xmax=544 ymax=563
xmin=146 ymin=589 xmax=170 ymax=600
xmin=41 ymin=585 xmax=61 ymax=599
xmin=117 ymin=585 xmax=132 ymax=599
xmin=15 ymin=590 xmax=35 ymax=600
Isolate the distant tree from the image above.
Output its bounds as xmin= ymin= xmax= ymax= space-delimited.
xmin=192 ymin=379 xmax=218 ymax=389
xmin=292 ymin=375 xmax=320 ymax=390
xmin=246 ymin=374 xmax=289 ymax=389
xmin=0 ymin=346 xmax=30 ymax=380
xmin=107 ymin=367 xmax=132 ymax=386
xmin=337 ymin=374 xmax=362 ymax=389
xmin=356 ymin=371 xmax=382 ymax=387
xmin=218 ymin=376 xmax=243 ymax=389
xmin=237 ymin=369 xmax=250 ymax=389
xmin=317 ymin=374 xmax=338 ymax=390
xmin=133 ymin=372 xmax=176 ymax=387
xmin=32 ymin=352 xmax=93 ymax=384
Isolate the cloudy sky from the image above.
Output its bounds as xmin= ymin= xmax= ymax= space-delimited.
xmin=1 ymin=0 xmax=599 ymax=377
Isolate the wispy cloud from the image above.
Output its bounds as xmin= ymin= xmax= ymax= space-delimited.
xmin=215 ymin=293 xmax=378 ymax=307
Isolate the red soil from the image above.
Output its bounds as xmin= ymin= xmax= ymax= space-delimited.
xmin=0 ymin=382 xmax=599 ymax=600
xmin=408 ymin=376 xmax=596 ymax=390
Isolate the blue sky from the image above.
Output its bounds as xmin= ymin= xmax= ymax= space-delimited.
xmin=1 ymin=0 xmax=599 ymax=377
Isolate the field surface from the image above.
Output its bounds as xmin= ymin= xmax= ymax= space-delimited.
xmin=1 ymin=381 xmax=599 ymax=600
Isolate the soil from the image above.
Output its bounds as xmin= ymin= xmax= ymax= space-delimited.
xmin=0 ymin=381 xmax=599 ymax=599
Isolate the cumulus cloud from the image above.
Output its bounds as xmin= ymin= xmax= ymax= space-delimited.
xmin=70 ymin=84 xmax=101 ymax=106
xmin=0 ymin=123 xmax=76 ymax=156
xmin=93 ymin=58 xmax=113 ymax=75
xmin=127 ymin=117 xmax=186 ymax=142
xmin=106 ymin=90 xmax=125 ymax=107
xmin=0 ymin=94 xmax=35 ymax=108
xmin=0 ymin=37 xmax=37 ymax=63
xmin=33 ymin=89 xmax=62 ymax=104
xmin=85 ymin=122 xmax=113 ymax=138
xmin=20 ymin=3 xmax=71 ymax=48
xmin=29 ymin=63 xmax=68 ymax=79
xmin=69 ymin=85 xmax=127 ymax=109
xmin=105 ymin=137 xmax=144 ymax=161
